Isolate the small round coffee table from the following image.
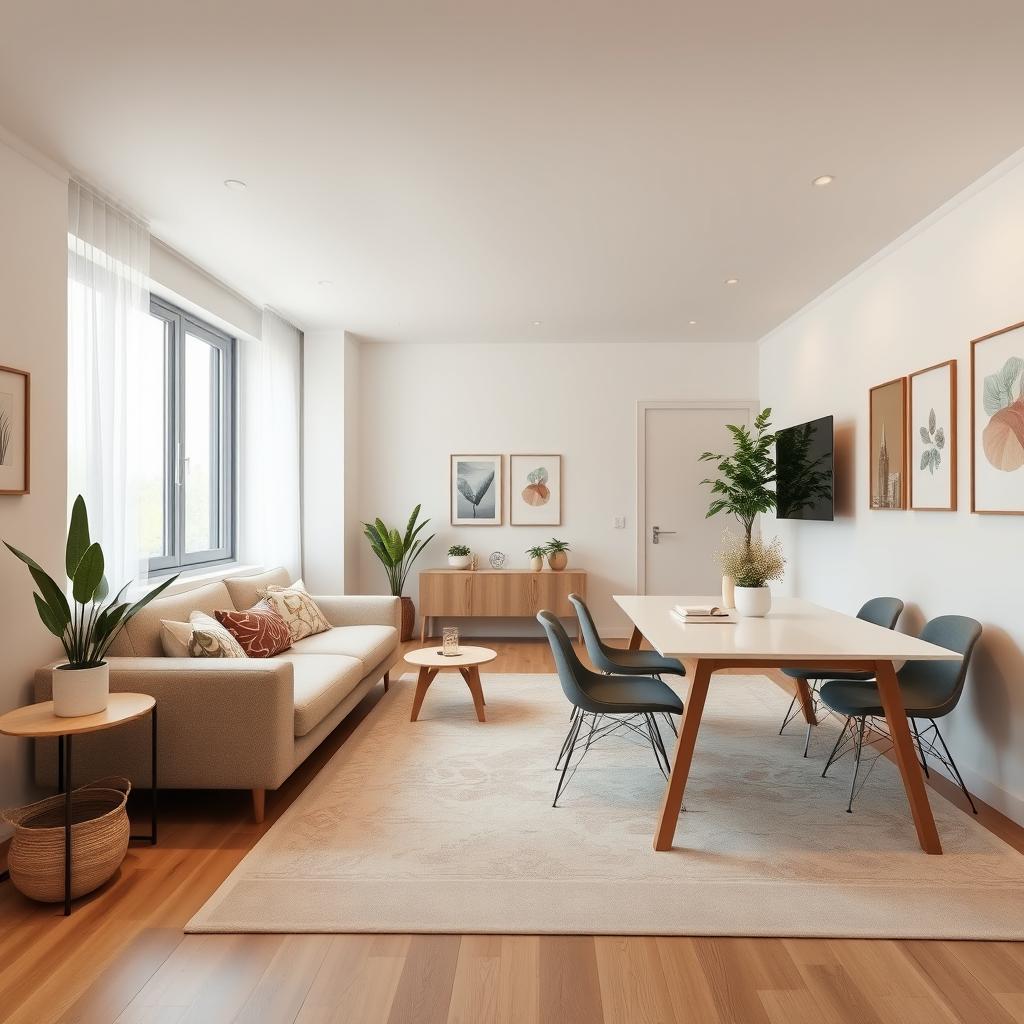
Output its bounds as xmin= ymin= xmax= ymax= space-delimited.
xmin=405 ymin=646 xmax=497 ymax=723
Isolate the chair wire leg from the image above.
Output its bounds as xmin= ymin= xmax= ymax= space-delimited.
xmin=778 ymin=693 xmax=800 ymax=735
xmin=555 ymin=710 xmax=580 ymax=769
xmin=846 ymin=717 xmax=867 ymax=813
xmin=643 ymin=714 xmax=669 ymax=777
xmin=662 ymin=712 xmax=678 ymax=737
xmin=931 ymin=720 xmax=978 ymax=814
xmin=552 ymin=713 xmax=584 ymax=807
xmin=910 ymin=718 xmax=930 ymax=777
xmin=822 ymin=716 xmax=853 ymax=777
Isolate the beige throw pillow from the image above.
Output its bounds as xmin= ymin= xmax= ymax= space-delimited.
xmin=159 ymin=612 xmax=248 ymax=659
xmin=260 ymin=585 xmax=331 ymax=643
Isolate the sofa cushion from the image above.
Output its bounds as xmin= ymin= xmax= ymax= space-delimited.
xmin=280 ymin=653 xmax=365 ymax=736
xmin=223 ymin=567 xmax=291 ymax=611
xmin=216 ymin=606 xmax=292 ymax=658
xmin=109 ymin=580 xmax=234 ymax=658
xmin=262 ymin=586 xmax=332 ymax=643
xmin=160 ymin=614 xmax=247 ymax=659
xmin=289 ymin=624 xmax=397 ymax=670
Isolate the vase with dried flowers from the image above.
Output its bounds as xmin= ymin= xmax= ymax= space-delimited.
xmin=715 ymin=531 xmax=786 ymax=617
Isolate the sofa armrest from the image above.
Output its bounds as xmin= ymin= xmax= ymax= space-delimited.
xmin=312 ymin=595 xmax=401 ymax=631
xmin=34 ymin=657 xmax=296 ymax=790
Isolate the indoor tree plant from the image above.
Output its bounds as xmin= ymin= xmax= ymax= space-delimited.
xmin=5 ymin=495 xmax=179 ymax=716
xmin=363 ymin=505 xmax=435 ymax=640
xmin=699 ymin=408 xmax=777 ymax=607
xmin=716 ymin=532 xmax=786 ymax=617
xmin=447 ymin=543 xmax=471 ymax=570
xmin=526 ymin=545 xmax=547 ymax=572
xmin=545 ymin=538 xmax=571 ymax=571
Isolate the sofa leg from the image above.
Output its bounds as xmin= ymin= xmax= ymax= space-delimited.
xmin=251 ymin=788 xmax=266 ymax=824
xmin=383 ymin=672 xmax=390 ymax=693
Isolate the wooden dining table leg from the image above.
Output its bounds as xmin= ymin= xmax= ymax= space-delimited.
xmin=654 ymin=658 xmax=714 ymax=851
xmin=792 ymin=674 xmax=818 ymax=726
xmin=627 ymin=626 xmax=643 ymax=651
xmin=874 ymin=660 xmax=942 ymax=854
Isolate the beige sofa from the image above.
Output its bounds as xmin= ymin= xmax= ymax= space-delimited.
xmin=34 ymin=568 xmax=400 ymax=821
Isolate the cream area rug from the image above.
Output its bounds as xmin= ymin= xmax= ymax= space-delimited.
xmin=187 ymin=673 xmax=1024 ymax=938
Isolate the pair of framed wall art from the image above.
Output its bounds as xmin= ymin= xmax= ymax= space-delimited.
xmin=449 ymin=453 xmax=562 ymax=526
xmin=868 ymin=320 xmax=1024 ymax=514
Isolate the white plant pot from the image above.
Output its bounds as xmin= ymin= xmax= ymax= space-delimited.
xmin=721 ymin=574 xmax=736 ymax=610
xmin=529 ymin=556 xmax=544 ymax=572
xmin=734 ymin=586 xmax=772 ymax=618
xmin=52 ymin=663 xmax=109 ymax=718
xmin=448 ymin=555 xmax=472 ymax=570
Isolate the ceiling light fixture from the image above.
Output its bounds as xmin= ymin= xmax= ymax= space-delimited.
xmin=223 ymin=179 xmax=248 ymax=192
xmin=317 ymin=279 xmax=333 ymax=287
xmin=812 ymin=174 xmax=835 ymax=187
xmin=688 ymin=320 xmax=698 ymax=325
xmin=530 ymin=320 xmax=542 ymax=326
xmin=725 ymin=277 xmax=739 ymax=285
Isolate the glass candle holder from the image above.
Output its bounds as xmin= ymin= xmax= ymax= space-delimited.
xmin=442 ymin=626 xmax=460 ymax=657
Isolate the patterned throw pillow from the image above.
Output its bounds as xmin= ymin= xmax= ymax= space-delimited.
xmin=260 ymin=585 xmax=331 ymax=643
xmin=215 ymin=606 xmax=292 ymax=658
xmin=160 ymin=613 xmax=248 ymax=659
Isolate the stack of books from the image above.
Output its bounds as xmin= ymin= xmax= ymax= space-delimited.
xmin=671 ymin=604 xmax=735 ymax=624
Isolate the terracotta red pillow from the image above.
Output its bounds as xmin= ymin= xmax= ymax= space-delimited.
xmin=214 ymin=605 xmax=291 ymax=658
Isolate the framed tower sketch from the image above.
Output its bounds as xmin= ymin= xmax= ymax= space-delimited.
xmin=869 ymin=376 xmax=907 ymax=510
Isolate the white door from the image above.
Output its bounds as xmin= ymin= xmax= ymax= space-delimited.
xmin=641 ymin=405 xmax=752 ymax=595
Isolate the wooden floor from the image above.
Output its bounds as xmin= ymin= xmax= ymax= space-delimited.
xmin=1 ymin=639 xmax=1022 ymax=1024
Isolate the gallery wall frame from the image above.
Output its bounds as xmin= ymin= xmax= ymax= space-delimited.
xmin=909 ymin=359 xmax=957 ymax=512
xmin=450 ymin=453 xmax=503 ymax=525
xmin=0 ymin=364 xmax=30 ymax=496
xmin=868 ymin=376 xmax=907 ymax=510
xmin=509 ymin=453 xmax=562 ymax=526
xmin=971 ymin=319 xmax=1024 ymax=515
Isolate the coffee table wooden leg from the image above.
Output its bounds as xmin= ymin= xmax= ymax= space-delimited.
xmin=411 ymin=666 xmax=437 ymax=722
xmin=793 ymin=674 xmax=818 ymax=726
xmin=654 ymin=659 xmax=713 ymax=851
xmin=465 ymin=666 xmax=486 ymax=723
xmin=628 ymin=625 xmax=643 ymax=652
xmin=875 ymin=659 xmax=942 ymax=855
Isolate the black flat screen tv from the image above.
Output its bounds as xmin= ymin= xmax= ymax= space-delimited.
xmin=775 ymin=415 xmax=834 ymax=521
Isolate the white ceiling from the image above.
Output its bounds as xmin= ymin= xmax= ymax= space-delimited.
xmin=3 ymin=1 xmax=1024 ymax=343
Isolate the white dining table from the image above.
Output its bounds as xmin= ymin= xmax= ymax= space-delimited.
xmin=613 ymin=595 xmax=963 ymax=855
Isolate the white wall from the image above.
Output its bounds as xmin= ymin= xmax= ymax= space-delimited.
xmin=356 ymin=341 xmax=758 ymax=635
xmin=760 ymin=153 xmax=1024 ymax=824
xmin=0 ymin=139 xmax=68 ymax=832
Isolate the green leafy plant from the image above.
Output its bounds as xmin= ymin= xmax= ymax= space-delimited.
xmin=716 ymin=531 xmax=786 ymax=588
xmin=699 ymin=408 xmax=777 ymax=547
xmin=4 ymin=495 xmax=179 ymax=668
xmin=919 ymin=407 xmax=946 ymax=475
xmin=448 ymin=543 xmax=470 ymax=557
xmin=363 ymin=505 xmax=436 ymax=597
xmin=526 ymin=545 xmax=547 ymax=558
xmin=544 ymin=538 xmax=571 ymax=554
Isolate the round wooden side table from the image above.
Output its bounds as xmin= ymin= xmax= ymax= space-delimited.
xmin=0 ymin=692 xmax=158 ymax=916
xmin=404 ymin=646 xmax=497 ymax=723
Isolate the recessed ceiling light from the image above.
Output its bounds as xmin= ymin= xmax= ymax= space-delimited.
xmin=688 ymin=320 xmax=698 ymax=325
xmin=317 ymin=279 xmax=333 ymax=287
xmin=530 ymin=320 xmax=542 ymax=326
xmin=223 ymin=179 xmax=247 ymax=192
xmin=812 ymin=174 xmax=835 ymax=187
xmin=725 ymin=277 xmax=739 ymax=285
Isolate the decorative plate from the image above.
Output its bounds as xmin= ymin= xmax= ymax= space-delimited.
xmin=488 ymin=551 xmax=507 ymax=569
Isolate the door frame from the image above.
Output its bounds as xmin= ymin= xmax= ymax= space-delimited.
xmin=635 ymin=400 xmax=760 ymax=595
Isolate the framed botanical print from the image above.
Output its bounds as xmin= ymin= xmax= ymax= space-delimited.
xmin=868 ymin=376 xmax=907 ymax=510
xmin=909 ymin=360 xmax=957 ymax=511
xmin=510 ymin=454 xmax=562 ymax=526
xmin=0 ymin=365 xmax=30 ymax=496
xmin=971 ymin=320 xmax=1024 ymax=514
xmin=450 ymin=454 xmax=502 ymax=525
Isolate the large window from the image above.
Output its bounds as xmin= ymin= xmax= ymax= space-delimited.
xmin=140 ymin=298 xmax=236 ymax=573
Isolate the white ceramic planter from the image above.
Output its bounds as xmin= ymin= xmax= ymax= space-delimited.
xmin=52 ymin=663 xmax=109 ymax=718
xmin=448 ymin=554 xmax=472 ymax=570
xmin=734 ymin=586 xmax=772 ymax=618
xmin=721 ymin=574 xmax=736 ymax=610
xmin=529 ymin=556 xmax=544 ymax=572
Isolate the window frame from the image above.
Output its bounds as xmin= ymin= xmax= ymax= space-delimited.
xmin=147 ymin=296 xmax=236 ymax=575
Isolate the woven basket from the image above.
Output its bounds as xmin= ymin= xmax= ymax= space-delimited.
xmin=2 ymin=777 xmax=131 ymax=903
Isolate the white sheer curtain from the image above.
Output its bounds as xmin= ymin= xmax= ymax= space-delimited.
xmin=238 ymin=308 xmax=302 ymax=579
xmin=67 ymin=181 xmax=151 ymax=590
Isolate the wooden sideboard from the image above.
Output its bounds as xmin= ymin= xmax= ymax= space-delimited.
xmin=418 ymin=569 xmax=587 ymax=642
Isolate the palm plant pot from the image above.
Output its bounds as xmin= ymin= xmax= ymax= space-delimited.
xmin=529 ymin=556 xmax=544 ymax=572
xmin=52 ymin=663 xmax=109 ymax=718
xmin=400 ymin=596 xmax=415 ymax=641
xmin=547 ymin=551 xmax=568 ymax=571
xmin=2 ymin=777 xmax=130 ymax=902
xmin=448 ymin=555 xmax=472 ymax=570
xmin=734 ymin=586 xmax=772 ymax=617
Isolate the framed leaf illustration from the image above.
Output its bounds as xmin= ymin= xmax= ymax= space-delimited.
xmin=450 ymin=454 xmax=502 ymax=525
xmin=0 ymin=365 xmax=30 ymax=496
xmin=909 ymin=359 xmax=956 ymax=511
xmin=971 ymin=320 xmax=1024 ymax=514
xmin=510 ymin=454 xmax=562 ymax=525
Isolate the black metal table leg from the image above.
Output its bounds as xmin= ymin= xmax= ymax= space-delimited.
xmin=130 ymin=704 xmax=159 ymax=845
xmin=64 ymin=733 xmax=72 ymax=917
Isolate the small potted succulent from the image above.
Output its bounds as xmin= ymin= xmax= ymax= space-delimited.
xmin=716 ymin=532 xmax=785 ymax=617
xmin=526 ymin=545 xmax=547 ymax=572
xmin=447 ymin=543 xmax=472 ymax=570
xmin=545 ymin=538 xmax=571 ymax=572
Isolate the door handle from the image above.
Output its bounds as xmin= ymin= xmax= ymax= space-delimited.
xmin=652 ymin=525 xmax=676 ymax=544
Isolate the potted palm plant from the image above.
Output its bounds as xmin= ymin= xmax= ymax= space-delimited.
xmin=526 ymin=545 xmax=547 ymax=572
xmin=363 ymin=505 xmax=435 ymax=641
xmin=5 ymin=495 xmax=179 ymax=717
xmin=545 ymin=538 xmax=571 ymax=571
